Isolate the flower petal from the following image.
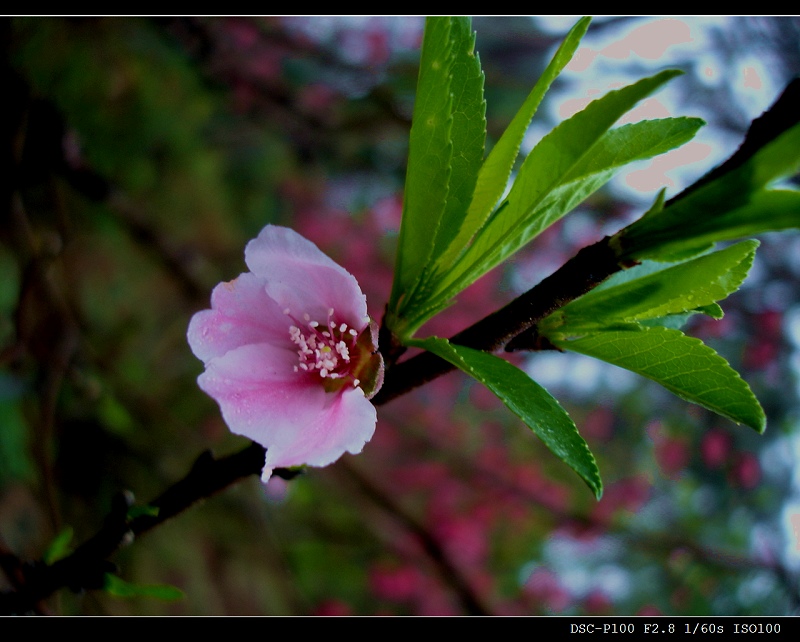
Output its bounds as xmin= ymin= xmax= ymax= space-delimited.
xmin=244 ymin=225 xmax=368 ymax=329
xmin=261 ymin=386 xmax=377 ymax=481
xmin=188 ymin=272 xmax=289 ymax=364
xmin=198 ymin=343 xmax=326 ymax=438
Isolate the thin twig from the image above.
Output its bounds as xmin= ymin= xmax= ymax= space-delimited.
xmin=338 ymin=461 xmax=492 ymax=615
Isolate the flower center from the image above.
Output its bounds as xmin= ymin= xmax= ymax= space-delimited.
xmin=286 ymin=308 xmax=362 ymax=387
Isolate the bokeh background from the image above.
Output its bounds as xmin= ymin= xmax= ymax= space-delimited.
xmin=3 ymin=16 xmax=800 ymax=615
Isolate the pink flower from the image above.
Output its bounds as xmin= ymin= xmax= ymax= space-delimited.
xmin=188 ymin=225 xmax=383 ymax=481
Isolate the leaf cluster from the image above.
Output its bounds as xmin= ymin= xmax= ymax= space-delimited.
xmin=386 ymin=17 xmax=800 ymax=497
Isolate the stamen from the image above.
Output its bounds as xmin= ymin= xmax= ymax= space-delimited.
xmin=288 ymin=309 xmax=363 ymax=387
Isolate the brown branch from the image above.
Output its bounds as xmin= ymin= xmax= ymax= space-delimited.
xmin=339 ymin=462 xmax=492 ymax=615
xmin=374 ymin=77 xmax=800 ymax=404
xmin=373 ymin=238 xmax=625 ymax=405
xmin=0 ymin=443 xmax=299 ymax=614
xmin=666 ymin=77 xmax=800 ymax=204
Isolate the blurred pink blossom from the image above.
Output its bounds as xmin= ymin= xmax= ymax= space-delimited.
xmin=369 ymin=563 xmax=422 ymax=602
xmin=655 ymin=436 xmax=690 ymax=479
xmin=637 ymin=604 xmax=663 ymax=616
xmin=583 ymin=589 xmax=613 ymax=614
xmin=188 ymin=225 xmax=383 ymax=481
xmin=524 ymin=567 xmax=572 ymax=613
xmin=730 ymin=452 xmax=761 ymax=489
xmin=700 ymin=429 xmax=732 ymax=469
xmin=312 ymin=599 xmax=352 ymax=616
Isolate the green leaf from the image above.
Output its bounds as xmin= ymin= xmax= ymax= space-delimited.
xmin=550 ymin=326 xmax=766 ymax=432
xmin=539 ymin=241 xmax=764 ymax=435
xmin=638 ymin=304 xmax=724 ymax=331
xmin=389 ymin=17 xmax=455 ymax=312
xmin=452 ymin=71 xmax=684 ymax=268
xmin=696 ymin=303 xmax=724 ymax=319
xmin=563 ymin=118 xmax=705 ymax=185
xmin=548 ymin=240 xmax=758 ymax=332
xmin=436 ymin=16 xmax=591 ymax=274
xmin=638 ymin=312 xmax=702 ymax=330
xmin=619 ymin=118 xmax=800 ymax=261
xmin=625 ymin=188 xmax=800 ymax=261
xmin=388 ymin=18 xmax=486 ymax=335
xmin=414 ymin=337 xmax=602 ymax=498
xmin=421 ymin=71 xmax=692 ymax=326
xmin=104 ymin=573 xmax=185 ymax=601
xmin=43 ymin=526 xmax=74 ymax=565
xmin=432 ymin=17 xmax=486 ymax=264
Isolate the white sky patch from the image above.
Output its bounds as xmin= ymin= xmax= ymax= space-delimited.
xmin=563 ymin=17 xmax=693 ymax=73
xmin=624 ymin=141 xmax=714 ymax=194
xmin=733 ymin=55 xmax=780 ymax=117
xmin=737 ymin=570 xmax=779 ymax=606
xmin=528 ymin=17 xmax=782 ymax=206
xmin=783 ymin=500 xmax=800 ymax=569
xmin=767 ymin=426 xmax=800 ymax=570
xmin=785 ymin=305 xmax=800 ymax=349
xmin=527 ymin=352 xmax=638 ymax=399
xmin=541 ymin=534 xmax=632 ymax=600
